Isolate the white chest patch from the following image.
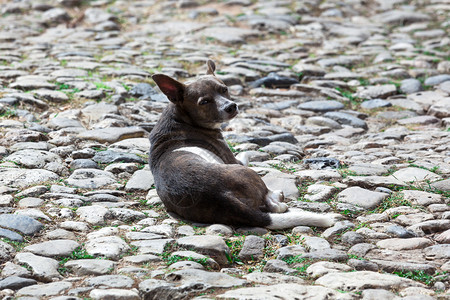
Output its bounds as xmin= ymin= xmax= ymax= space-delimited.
xmin=173 ymin=147 xmax=224 ymax=164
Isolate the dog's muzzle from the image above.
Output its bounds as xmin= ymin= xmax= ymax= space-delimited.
xmin=224 ymin=103 xmax=238 ymax=115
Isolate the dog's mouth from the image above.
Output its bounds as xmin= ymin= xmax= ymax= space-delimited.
xmin=228 ymin=110 xmax=238 ymax=119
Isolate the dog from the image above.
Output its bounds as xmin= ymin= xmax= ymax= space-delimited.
xmin=149 ymin=60 xmax=337 ymax=230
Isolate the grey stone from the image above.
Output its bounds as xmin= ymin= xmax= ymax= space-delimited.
xmin=401 ymin=190 xmax=443 ymax=206
xmin=47 ymin=117 xmax=82 ymax=129
xmin=306 ymin=261 xmax=352 ymax=278
xmin=373 ymin=10 xmax=430 ymax=25
xmin=33 ymin=89 xmax=69 ymax=103
xmin=0 ymin=276 xmax=36 ymax=290
xmin=401 ymin=79 xmax=422 ymax=94
xmin=176 ymin=235 xmax=229 ymax=266
xmin=65 ymin=259 xmax=116 ymax=276
xmin=85 ymin=236 xmax=130 ymax=260
xmin=24 ymin=240 xmax=80 ymax=257
xmin=169 ymin=260 xmax=204 ymax=270
xmin=341 ymin=231 xmax=365 ymax=245
xmin=125 ymin=170 xmax=154 ymax=192
xmin=131 ymin=238 xmax=174 ymax=255
xmin=298 ymin=100 xmax=344 ymax=112
xmin=16 ymin=281 xmax=72 ymax=297
xmin=304 ymin=184 xmax=337 ymax=202
xmin=263 ymin=259 xmax=297 ymax=275
xmin=397 ymin=116 xmax=440 ymax=126
xmin=348 ymin=164 xmax=390 ymax=176
xmin=275 ymin=245 xmax=306 ymax=260
xmin=123 ymin=254 xmax=161 ymax=264
xmin=371 ymin=259 xmax=435 ymax=275
xmin=76 ymin=205 xmax=110 ymax=225
xmin=386 ymin=225 xmax=416 ymax=238
xmin=238 ymin=235 xmax=264 ymax=261
xmin=0 ymin=214 xmax=43 ymax=235
xmin=89 ymin=288 xmax=140 ymax=300
xmin=217 ymin=283 xmax=354 ymax=300
xmin=361 ymin=289 xmax=399 ymax=300
xmin=391 ymin=167 xmax=442 ymax=184
xmin=110 ymin=208 xmax=146 ymax=222
xmin=14 ymin=252 xmax=61 ymax=281
xmin=1 ymin=262 xmax=31 ymax=278
xmin=166 ymin=269 xmax=246 ymax=288
xmin=376 ymin=238 xmax=433 ymax=251
xmin=243 ymin=272 xmax=304 ymax=285
xmin=344 ymin=175 xmax=405 ymax=189
xmin=302 ymin=236 xmax=330 ymax=251
xmin=0 ymin=228 xmax=24 ymax=242
xmin=302 ymin=248 xmax=348 ymax=262
xmin=423 ymin=244 xmax=450 ymax=259
xmin=66 ymin=169 xmax=117 ymax=189
xmin=357 ymin=85 xmax=397 ymax=99
xmin=171 ymin=250 xmax=219 ymax=270
xmin=42 ymin=8 xmax=71 ymax=24
xmin=0 ymin=194 xmax=13 ymax=206
xmin=424 ymin=74 xmax=450 ymax=86
xmin=83 ymin=275 xmax=134 ymax=288
xmin=205 ymin=224 xmax=234 ymax=236
xmin=93 ymin=150 xmax=145 ymax=164
xmin=197 ymin=26 xmax=260 ymax=45
xmin=337 ymin=187 xmax=388 ymax=210
xmin=18 ymin=197 xmax=44 ymax=208
xmin=70 ymin=159 xmax=99 ymax=170
xmin=324 ymin=112 xmax=368 ymax=129
xmin=77 ymin=127 xmax=145 ymax=143
xmin=316 ymin=271 xmax=424 ymax=292
xmin=360 ymin=99 xmax=392 ymax=109
xmin=317 ymin=55 xmax=364 ymax=68
xmin=431 ymin=178 xmax=450 ymax=192
xmin=347 ymin=259 xmax=379 ymax=272
xmin=0 ymin=168 xmax=59 ymax=188
xmin=51 ymin=68 xmax=88 ymax=78
xmin=44 ymin=229 xmax=77 ymax=240
xmin=305 ymin=116 xmax=342 ymax=129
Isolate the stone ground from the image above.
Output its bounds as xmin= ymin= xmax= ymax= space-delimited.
xmin=0 ymin=0 xmax=449 ymax=299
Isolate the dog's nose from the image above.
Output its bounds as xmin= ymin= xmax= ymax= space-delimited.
xmin=224 ymin=103 xmax=237 ymax=114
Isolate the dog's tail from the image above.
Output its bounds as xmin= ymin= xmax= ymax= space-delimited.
xmin=266 ymin=209 xmax=340 ymax=230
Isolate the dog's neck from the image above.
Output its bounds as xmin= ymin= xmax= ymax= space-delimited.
xmin=149 ymin=104 xmax=238 ymax=170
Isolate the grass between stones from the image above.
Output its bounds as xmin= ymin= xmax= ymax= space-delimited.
xmin=2 ymin=238 xmax=27 ymax=251
xmin=394 ymin=270 xmax=448 ymax=286
xmin=369 ymin=192 xmax=412 ymax=214
xmin=58 ymin=245 xmax=96 ymax=275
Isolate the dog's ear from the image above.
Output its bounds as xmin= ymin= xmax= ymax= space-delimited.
xmin=206 ymin=59 xmax=216 ymax=76
xmin=152 ymin=74 xmax=185 ymax=103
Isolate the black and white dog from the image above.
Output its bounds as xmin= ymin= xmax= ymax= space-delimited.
xmin=149 ymin=60 xmax=338 ymax=229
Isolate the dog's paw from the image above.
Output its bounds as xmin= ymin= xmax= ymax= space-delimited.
xmin=277 ymin=202 xmax=288 ymax=213
xmin=265 ymin=190 xmax=288 ymax=213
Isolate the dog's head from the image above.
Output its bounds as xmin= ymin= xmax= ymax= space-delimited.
xmin=152 ymin=60 xmax=238 ymax=129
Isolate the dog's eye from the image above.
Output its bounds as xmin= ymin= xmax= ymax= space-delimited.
xmin=198 ymin=98 xmax=211 ymax=105
xmin=220 ymin=86 xmax=228 ymax=94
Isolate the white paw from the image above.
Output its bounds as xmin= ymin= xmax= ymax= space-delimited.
xmin=265 ymin=190 xmax=288 ymax=213
xmin=277 ymin=202 xmax=288 ymax=213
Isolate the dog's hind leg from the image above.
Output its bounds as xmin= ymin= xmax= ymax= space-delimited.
xmin=265 ymin=190 xmax=288 ymax=213
xmin=267 ymin=208 xmax=341 ymax=229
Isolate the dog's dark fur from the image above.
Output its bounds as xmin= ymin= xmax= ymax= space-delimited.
xmin=150 ymin=60 xmax=337 ymax=229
